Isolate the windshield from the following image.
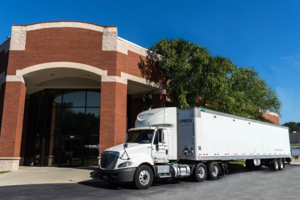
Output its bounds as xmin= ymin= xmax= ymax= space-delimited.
xmin=126 ymin=130 xmax=154 ymax=144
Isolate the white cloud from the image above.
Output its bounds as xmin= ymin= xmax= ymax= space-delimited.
xmin=282 ymin=54 xmax=300 ymax=67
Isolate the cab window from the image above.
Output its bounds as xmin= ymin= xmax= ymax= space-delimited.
xmin=153 ymin=129 xmax=163 ymax=145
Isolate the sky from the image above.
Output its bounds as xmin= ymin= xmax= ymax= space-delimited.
xmin=0 ymin=0 xmax=299 ymax=125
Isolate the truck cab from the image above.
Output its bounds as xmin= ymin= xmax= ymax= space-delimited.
xmin=98 ymin=108 xmax=177 ymax=189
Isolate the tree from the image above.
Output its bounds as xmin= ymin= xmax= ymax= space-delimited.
xmin=282 ymin=122 xmax=300 ymax=133
xmin=149 ymin=38 xmax=281 ymax=123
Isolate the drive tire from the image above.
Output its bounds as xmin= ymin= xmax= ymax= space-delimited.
xmin=134 ymin=165 xmax=153 ymax=189
xmin=192 ymin=163 xmax=207 ymax=182
xmin=207 ymin=162 xmax=219 ymax=180
xmin=278 ymin=159 xmax=284 ymax=170
xmin=271 ymin=159 xmax=279 ymax=171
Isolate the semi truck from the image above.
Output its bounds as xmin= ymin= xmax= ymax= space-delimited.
xmin=98 ymin=107 xmax=291 ymax=189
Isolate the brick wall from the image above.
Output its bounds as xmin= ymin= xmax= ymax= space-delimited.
xmin=100 ymin=82 xmax=127 ymax=153
xmin=263 ymin=113 xmax=279 ymax=125
xmin=0 ymin=82 xmax=26 ymax=157
xmin=0 ymin=22 xmax=166 ymax=161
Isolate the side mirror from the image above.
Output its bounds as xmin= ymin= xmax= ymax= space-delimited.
xmin=97 ymin=144 xmax=100 ymax=149
xmin=124 ymin=143 xmax=128 ymax=148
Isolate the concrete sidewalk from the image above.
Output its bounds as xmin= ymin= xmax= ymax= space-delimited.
xmin=0 ymin=166 xmax=99 ymax=186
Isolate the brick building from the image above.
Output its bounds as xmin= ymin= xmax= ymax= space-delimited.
xmin=0 ymin=21 xmax=166 ymax=171
xmin=0 ymin=21 xmax=279 ymax=171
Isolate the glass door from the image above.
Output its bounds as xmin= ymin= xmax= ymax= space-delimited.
xmin=58 ymin=138 xmax=84 ymax=167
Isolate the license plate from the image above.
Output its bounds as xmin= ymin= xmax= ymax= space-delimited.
xmin=103 ymin=175 xmax=108 ymax=180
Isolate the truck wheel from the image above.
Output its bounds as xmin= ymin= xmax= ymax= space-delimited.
xmin=134 ymin=165 xmax=153 ymax=189
xmin=192 ymin=163 xmax=207 ymax=182
xmin=207 ymin=162 xmax=219 ymax=180
xmin=271 ymin=159 xmax=279 ymax=171
xmin=278 ymin=159 xmax=284 ymax=170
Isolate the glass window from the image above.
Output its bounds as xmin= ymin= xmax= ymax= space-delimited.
xmin=86 ymin=108 xmax=100 ymax=135
xmin=61 ymin=108 xmax=85 ymax=135
xmin=153 ymin=130 xmax=162 ymax=145
xmin=126 ymin=130 xmax=154 ymax=144
xmin=63 ymin=90 xmax=86 ymax=107
xmin=87 ymin=90 xmax=100 ymax=107
xmin=48 ymin=90 xmax=63 ymax=108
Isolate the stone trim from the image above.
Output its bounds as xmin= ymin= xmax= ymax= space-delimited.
xmin=153 ymin=88 xmax=167 ymax=95
xmin=0 ymin=38 xmax=10 ymax=53
xmin=0 ymin=157 xmax=21 ymax=160
xmin=101 ymin=75 xmax=127 ymax=85
xmin=5 ymin=75 xmax=26 ymax=83
xmin=0 ymin=73 xmax=26 ymax=84
xmin=16 ymin=62 xmax=108 ymax=77
xmin=10 ymin=30 xmax=26 ymax=51
xmin=11 ymin=21 xmax=115 ymax=33
xmin=102 ymin=28 xmax=118 ymax=51
xmin=264 ymin=110 xmax=279 ymax=117
xmin=123 ymin=72 xmax=163 ymax=88
xmin=117 ymin=37 xmax=165 ymax=63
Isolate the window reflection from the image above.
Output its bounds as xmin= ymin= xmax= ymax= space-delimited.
xmin=63 ymin=90 xmax=86 ymax=107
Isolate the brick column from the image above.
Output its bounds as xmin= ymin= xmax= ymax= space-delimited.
xmin=0 ymin=81 xmax=26 ymax=171
xmin=130 ymin=94 xmax=144 ymax=128
xmin=152 ymin=89 xmax=166 ymax=108
xmin=99 ymin=81 xmax=127 ymax=154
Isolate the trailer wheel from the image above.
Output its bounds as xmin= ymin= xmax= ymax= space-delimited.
xmin=134 ymin=165 xmax=153 ymax=189
xmin=207 ymin=162 xmax=219 ymax=180
xmin=271 ymin=159 xmax=279 ymax=171
xmin=192 ymin=163 xmax=207 ymax=182
xmin=278 ymin=159 xmax=284 ymax=170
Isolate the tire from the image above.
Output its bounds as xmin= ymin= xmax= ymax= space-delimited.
xmin=271 ymin=159 xmax=279 ymax=171
xmin=192 ymin=163 xmax=207 ymax=182
xmin=134 ymin=165 xmax=153 ymax=189
xmin=207 ymin=162 xmax=219 ymax=180
xmin=278 ymin=159 xmax=284 ymax=170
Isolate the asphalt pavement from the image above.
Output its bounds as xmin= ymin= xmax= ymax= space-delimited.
xmin=1 ymin=164 xmax=300 ymax=200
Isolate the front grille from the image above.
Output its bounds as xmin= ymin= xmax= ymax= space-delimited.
xmin=100 ymin=152 xmax=119 ymax=169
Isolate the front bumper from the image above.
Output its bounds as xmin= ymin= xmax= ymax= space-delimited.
xmin=98 ymin=167 xmax=136 ymax=183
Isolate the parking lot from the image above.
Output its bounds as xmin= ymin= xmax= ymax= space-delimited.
xmin=1 ymin=163 xmax=300 ymax=200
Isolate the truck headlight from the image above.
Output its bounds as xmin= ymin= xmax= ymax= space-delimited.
xmin=118 ymin=161 xmax=133 ymax=168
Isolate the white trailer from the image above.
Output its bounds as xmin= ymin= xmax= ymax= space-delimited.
xmin=98 ymin=107 xmax=291 ymax=189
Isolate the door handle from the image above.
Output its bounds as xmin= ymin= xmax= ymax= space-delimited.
xmin=166 ymin=149 xmax=168 ymax=155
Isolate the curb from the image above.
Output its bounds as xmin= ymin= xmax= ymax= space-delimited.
xmin=0 ymin=179 xmax=100 ymax=187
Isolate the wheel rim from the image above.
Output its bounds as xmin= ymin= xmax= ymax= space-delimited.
xmin=280 ymin=160 xmax=283 ymax=169
xmin=275 ymin=161 xmax=278 ymax=169
xmin=212 ymin=165 xmax=218 ymax=177
xmin=198 ymin=166 xmax=205 ymax=179
xmin=139 ymin=170 xmax=150 ymax=185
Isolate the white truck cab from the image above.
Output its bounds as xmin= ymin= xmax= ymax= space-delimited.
xmin=98 ymin=107 xmax=291 ymax=189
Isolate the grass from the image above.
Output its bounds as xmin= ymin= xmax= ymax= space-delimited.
xmin=291 ymin=143 xmax=300 ymax=146
xmin=228 ymin=160 xmax=246 ymax=168
xmin=0 ymin=171 xmax=10 ymax=175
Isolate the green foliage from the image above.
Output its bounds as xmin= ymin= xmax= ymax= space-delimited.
xmin=149 ymin=38 xmax=281 ymax=122
xmin=282 ymin=122 xmax=300 ymax=133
